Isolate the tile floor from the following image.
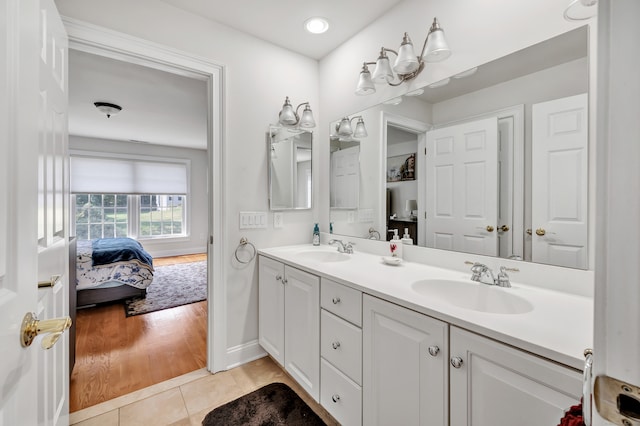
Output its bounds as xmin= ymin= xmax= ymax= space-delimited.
xmin=70 ymin=356 xmax=339 ymax=426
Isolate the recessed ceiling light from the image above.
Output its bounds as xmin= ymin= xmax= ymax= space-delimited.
xmin=453 ymin=67 xmax=478 ymax=79
xmin=304 ymin=17 xmax=329 ymax=34
xmin=428 ymin=78 xmax=450 ymax=88
xmin=383 ymin=97 xmax=403 ymax=105
xmin=406 ymin=88 xmax=424 ymax=96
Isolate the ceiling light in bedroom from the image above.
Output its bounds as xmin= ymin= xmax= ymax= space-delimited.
xmin=94 ymin=102 xmax=122 ymax=118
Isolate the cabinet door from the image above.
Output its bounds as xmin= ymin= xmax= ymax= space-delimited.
xmin=450 ymin=327 xmax=582 ymax=426
xmin=284 ymin=265 xmax=320 ymax=401
xmin=258 ymin=256 xmax=285 ymax=365
xmin=363 ymin=295 xmax=448 ymax=426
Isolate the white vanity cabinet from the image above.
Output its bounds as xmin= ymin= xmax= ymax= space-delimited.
xmin=362 ymin=294 xmax=449 ymax=426
xmin=449 ymin=327 xmax=582 ymax=426
xmin=258 ymin=255 xmax=320 ymax=401
xmin=320 ymin=278 xmax=363 ymax=426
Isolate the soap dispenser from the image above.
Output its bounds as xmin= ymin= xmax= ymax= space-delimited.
xmin=313 ymin=223 xmax=320 ymax=246
xmin=401 ymin=228 xmax=413 ymax=245
xmin=390 ymin=229 xmax=403 ymax=258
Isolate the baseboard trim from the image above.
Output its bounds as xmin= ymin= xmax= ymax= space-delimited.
xmin=226 ymin=340 xmax=267 ymax=370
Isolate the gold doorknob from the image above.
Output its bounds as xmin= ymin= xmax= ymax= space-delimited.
xmin=21 ymin=312 xmax=72 ymax=349
xmin=526 ymin=229 xmax=532 ymax=235
xmin=486 ymin=225 xmax=494 ymax=232
xmin=499 ymin=225 xmax=510 ymax=232
xmin=535 ymin=228 xmax=546 ymax=236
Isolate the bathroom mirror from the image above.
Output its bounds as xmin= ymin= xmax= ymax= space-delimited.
xmin=269 ymin=126 xmax=313 ymax=210
xmin=329 ymin=25 xmax=590 ymax=269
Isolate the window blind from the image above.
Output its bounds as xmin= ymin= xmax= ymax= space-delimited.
xmin=70 ymin=156 xmax=188 ymax=195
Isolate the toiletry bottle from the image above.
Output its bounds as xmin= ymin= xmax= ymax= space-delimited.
xmin=401 ymin=228 xmax=413 ymax=245
xmin=313 ymin=223 xmax=320 ymax=246
xmin=390 ymin=229 xmax=403 ymax=258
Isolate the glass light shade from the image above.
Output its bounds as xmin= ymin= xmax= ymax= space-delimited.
xmin=337 ymin=118 xmax=353 ymax=137
xmin=372 ymin=53 xmax=393 ymax=84
xmin=355 ymin=67 xmax=376 ymax=95
xmin=393 ymin=34 xmax=420 ymax=74
xmin=423 ymin=28 xmax=451 ymax=62
xmin=278 ymin=97 xmax=297 ymax=125
xmin=354 ymin=118 xmax=368 ymax=138
xmin=298 ymin=105 xmax=315 ymax=128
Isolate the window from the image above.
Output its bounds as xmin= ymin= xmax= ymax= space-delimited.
xmin=73 ymin=194 xmax=186 ymax=240
xmin=70 ymin=154 xmax=190 ymax=241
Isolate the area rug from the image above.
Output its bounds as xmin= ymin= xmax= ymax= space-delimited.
xmin=201 ymin=382 xmax=326 ymax=426
xmin=124 ymin=260 xmax=207 ymax=316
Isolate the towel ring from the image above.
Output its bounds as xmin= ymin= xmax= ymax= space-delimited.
xmin=234 ymin=237 xmax=256 ymax=264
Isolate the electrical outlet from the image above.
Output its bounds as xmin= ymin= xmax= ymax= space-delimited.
xmin=274 ymin=212 xmax=283 ymax=228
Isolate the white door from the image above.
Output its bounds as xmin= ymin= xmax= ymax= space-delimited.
xmin=258 ymin=256 xmax=285 ymax=365
xmin=330 ymin=145 xmax=360 ymax=209
xmin=426 ymin=117 xmax=499 ymax=256
xmin=532 ymin=93 xmax=588 ymax=269
xmin=0 ymin=1 xmax=70 ymax=425
xmin=363 ymin=295 xmax=448 ymax=426
xmin=449 ymin=327 xmax=582 ymax=426
xmin=284 ymin=266 xmax=320 ymax=402
xmin=497 ymin=117 xmax=515 ymax=258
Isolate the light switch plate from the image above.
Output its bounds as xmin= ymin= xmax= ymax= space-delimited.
xmin=274 ymin=212 xmax=283 ymax=228
xmin=239 ymin=211 xmax=267 ymax=229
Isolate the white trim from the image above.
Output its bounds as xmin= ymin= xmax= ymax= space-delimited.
xmin=145 ymin=246 xmax=207 ymax=258
xmin=63 ymin=17 xmax=227 ymax=373
xmin=380 ymin=112 xmax=431 ymax=246
xmin=225 ymin=340 xmax=268 ymax=370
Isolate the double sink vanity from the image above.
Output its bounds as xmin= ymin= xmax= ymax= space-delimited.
xmin=258 ymin=240 xmax=593 ymax=425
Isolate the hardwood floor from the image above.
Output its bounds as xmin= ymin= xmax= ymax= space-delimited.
xmin=70 ymin=254 xmax=208 ymax=412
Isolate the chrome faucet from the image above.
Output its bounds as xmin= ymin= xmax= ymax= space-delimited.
xmin=329 ymin=239 xmax=354 ymax=254
xmin=469 ymin=263 xmax=513 ymax=288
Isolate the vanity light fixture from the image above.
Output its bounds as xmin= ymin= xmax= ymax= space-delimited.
xmin=278 ymin=96 xmax=316 ymax=128
xmin=355 ymin=17 xmax=451 ymax=95
xmin=94 ymin=102 xmax=122 ymax=118
xmin=337 ymin=116 xmax=368 ymax=139
xmin=564 ymin=0 xmax=597 ymax=21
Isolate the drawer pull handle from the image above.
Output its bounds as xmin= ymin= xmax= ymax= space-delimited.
xmin=275 ymin=274 xmax=282 ymax=281
xmin=332 ymin=394 xmax=340 ymax=403
xmin=332 ymin=297 xmax=341 ymax=304
xmin=450 ymin=356 xmax=464 ymax=369
xmin=332 ymin=341 xmax=341 ymax=350
xmin=428 ymin=346 xmax=440 ymax=357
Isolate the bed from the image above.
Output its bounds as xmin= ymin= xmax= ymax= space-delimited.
xmin=76 ymin=237 xmax=154 ymax=307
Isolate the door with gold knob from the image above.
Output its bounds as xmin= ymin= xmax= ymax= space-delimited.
xmin=0 ymin=1 xmax=69 ymax=425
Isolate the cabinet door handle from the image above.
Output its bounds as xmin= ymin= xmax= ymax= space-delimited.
xmin=428 ymin=346 xmax=440 ymax=357
xmin=332 ymin=341 xmax=341 ymax=350
xmin=332 ymin=394 xmax=340 ymax=403
xmin=332 ymin=296 xmax=341 ymax=304
xmin=282 ymin=278 xmax=288 ymax=285
xmin=275 ymin=274 xmax=282 ymax=281
xmin=450 ymin=356 xmax=464 ymax=369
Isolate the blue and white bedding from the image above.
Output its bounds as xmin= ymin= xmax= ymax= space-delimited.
xmin=76 ymin=238 xmax=154 ymax=290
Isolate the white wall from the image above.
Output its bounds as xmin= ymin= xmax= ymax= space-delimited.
xmin=69 ymin=135 xmax=208 ymax=257
xmin=56 ymin=0 xmax=320 ymax=353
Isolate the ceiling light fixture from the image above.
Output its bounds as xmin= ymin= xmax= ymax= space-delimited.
xmin=278 ymin=96 xmax=316 ymax=128
xmin=304 ymin=17 xmax=329 ymax=34
xmin=355 ymin=18 xmax=451 ymax=95
xmin=94 ymin=102 xmax=122 ymax=118
xmin=564 ymin=0 xmax=597 ymax=21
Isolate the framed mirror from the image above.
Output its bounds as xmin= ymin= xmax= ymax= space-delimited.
xmin=268 ymin=126 xmax=313 ymax=210
xmin=328 ymin=25 xmax=590 ymax=269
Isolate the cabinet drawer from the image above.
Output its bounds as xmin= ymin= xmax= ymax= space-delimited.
xmin=321 ymin=309 xmax=362 ymax=385
xmin=321 ymin=278 xmax=362 ymax=327
xmin=321 ymin=358 xmax=362 ymax=426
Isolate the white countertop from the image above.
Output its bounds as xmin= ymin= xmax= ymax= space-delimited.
xmin=259 ymin=244 xmax=594 ymax=371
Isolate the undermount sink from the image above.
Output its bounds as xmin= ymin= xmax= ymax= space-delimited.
xmin=296 ymin=250 xmax=351 ymax=263
xmin=411 ymin=279 xmax=534 ymax=315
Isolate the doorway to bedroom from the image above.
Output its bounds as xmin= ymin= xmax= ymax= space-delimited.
xmin=67 ymin=43 xmax=213 ymax=411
